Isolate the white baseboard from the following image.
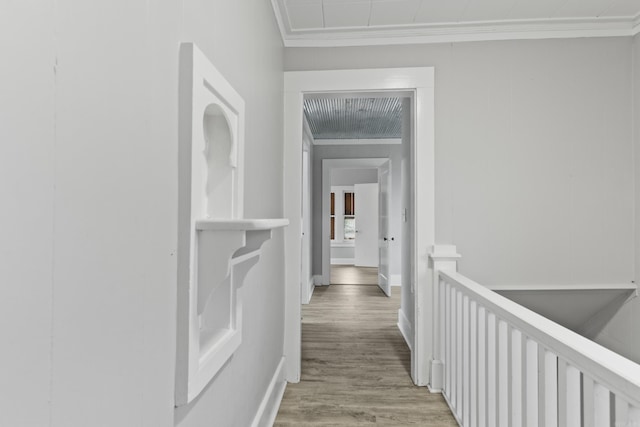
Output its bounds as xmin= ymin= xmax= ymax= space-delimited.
xmin=390 ymin=274 xmax=401 ymax=287
xmin=397 ymin=309 xmax=413 ymax=351
xmin=313 ymin=275 xmax=325 ymax=286
xmin=302 ymin=276 xmax=314 ymax=305
xmin=309 ymin=279 xmax=316 ymax=302
xmin=330 ymin=258 xmax=355 ymax=265
xmin=251 ymin=357 xmax=286 ymax=427
xmin=306 ymin=276 xmax=315 ymax=304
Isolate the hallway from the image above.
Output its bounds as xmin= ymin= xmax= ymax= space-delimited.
xmin=274 ymin=281 xmax=457 ymax=425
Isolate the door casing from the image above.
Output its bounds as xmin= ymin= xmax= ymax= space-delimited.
xmin=283 ymin=67 xmax=435 ymax=387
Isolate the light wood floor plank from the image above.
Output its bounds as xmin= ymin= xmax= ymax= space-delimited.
xmin=275 ymin=282 xmax=457 ymax=426
xmin=330 ymin=265 xmax=378 ymax=285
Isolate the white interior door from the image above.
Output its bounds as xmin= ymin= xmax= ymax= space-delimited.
xmin=378 ymin=161 xmax=391 ymax=296
xmin=354 ymin=183 xmax=379 ymax=268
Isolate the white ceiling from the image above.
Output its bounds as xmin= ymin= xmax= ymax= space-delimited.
xmin=271 ymin=0 xmax=640 ymax=46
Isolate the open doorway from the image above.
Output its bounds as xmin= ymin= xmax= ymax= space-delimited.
xmin=330 ymin=172 xmax=380 ymax=287
xmin=325 ymin=159 xmax=396 ymax=297
xmin=331 ymin=177 xmax=379 ymax=291
xmin=283 ymin=67 xmax=435 ymax=387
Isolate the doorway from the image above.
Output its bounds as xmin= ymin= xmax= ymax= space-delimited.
xmin=324 ymin=158 xmax=392 ymax=295
xmin=283 ymin=67 xmax=435 ymax=387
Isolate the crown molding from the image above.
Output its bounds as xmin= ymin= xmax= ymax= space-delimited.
xmin=632 ymin=13 xmax=640 ymax=36
xmin=270 ymin=0 xmax=290 ymax=47
xmin=277 ymin=14 xmax=639 ymax=47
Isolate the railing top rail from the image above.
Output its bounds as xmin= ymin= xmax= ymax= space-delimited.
xmin=439 ymin=270 xmax=640 ymax=407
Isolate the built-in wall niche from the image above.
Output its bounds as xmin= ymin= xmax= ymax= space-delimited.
xmin=176 ymin=43 xmax=287 ymax=406
xmin=202 ymin=103 xmax=236 ymax=218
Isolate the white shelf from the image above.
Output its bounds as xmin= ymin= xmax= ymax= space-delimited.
xmin=196 ymin=218 xmax=289 ymax=231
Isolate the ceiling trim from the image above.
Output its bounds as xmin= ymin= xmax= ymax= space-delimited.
xmin=633 ymin=14 xmax=640 ymax=35
xmin=271 ymin=0 xmax=291 ymax=47
xmin=270 ymin=0 xmax=640 ymax=48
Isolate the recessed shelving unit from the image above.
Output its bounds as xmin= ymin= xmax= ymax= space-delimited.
xmin=175 ymin=43 xmax=288 ymax=406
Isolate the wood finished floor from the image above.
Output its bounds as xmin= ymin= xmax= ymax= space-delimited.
xmin=330 ymin=265 xmax=379 ymax=285
xmin=274 ymin=282 xmax=457 ymax=426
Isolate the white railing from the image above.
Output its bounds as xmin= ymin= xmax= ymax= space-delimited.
xmin=438 ymin=270 xmax=640 ymax=427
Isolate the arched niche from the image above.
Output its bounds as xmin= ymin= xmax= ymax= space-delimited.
xmin=202 ymin=103 xmax=235 ymax=218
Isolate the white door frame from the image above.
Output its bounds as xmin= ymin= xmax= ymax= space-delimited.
xmin=283 ymin=67 xmax=435 ymax=386
xmin=300 ymin=122 xmax=313 ymax=305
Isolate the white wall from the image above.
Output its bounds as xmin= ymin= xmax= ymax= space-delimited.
xmin=591 ymin=33 xmax=640 ymax=364
xmin=287 ymin=38 xmax=635 ymax=288
xmin=0 ymin=3 xmax=55 ymax=425
xmin=0 ymin=1 xmax=285 ymax=426
xmin=331 ymin=168 xmax=378 ymax=186
xmin=51 ymin=2 xmax=180 ymax=424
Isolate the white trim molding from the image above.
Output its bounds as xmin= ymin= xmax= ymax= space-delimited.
xmin=270 ymin=0 xmax=640 ymax=47
xmin=301 ymin=275 xmax=315 ymax=305
xmin=390 ymin=274 xmax=402 ymax=287
xmin=398 ymin=309 xmax=413 ymax=352
xmin=250 ymin=357 xmax=287 ymax=427
xmin=284 ymin=67 xmax=435 ymax=386
xmin=331 ymin=241 xmax=355 ymax=248
xmin=308 ymin=278 xmax=316 ymax=302
xmin=330 ymin=258 xmax=355 ymax=265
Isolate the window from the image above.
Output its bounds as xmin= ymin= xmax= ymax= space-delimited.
xmin=330 ymin=187 xmax=356 ymax=243
xmin=330 ymin=192 xmax=335 ymax=240
xmin=344 ymin=192 xmax=355 ymax=240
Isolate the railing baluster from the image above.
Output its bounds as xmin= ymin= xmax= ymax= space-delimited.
xmin=457 ymin=289 xmax=463 ymax=419
xmin=440 ymin=278 xmax=446 ymax=379
xmin=560 ymin=361 xmax=580 ymax=427
xmin=629 ymin=406 xmax=640 ymax=424
xmin=593 ymin=382 xmax=610 ymax=427
xmin=583 ymin=375 xmax=594 ymax=427
xmin=511 ymin=328 xmax=523 ymax=427
xmin=544 ymin=350 xmax=558 ymax=427
xmin=450 ymin=285 xmax=457 ymax=409
xmin=463 ymin=295 xmax=470 ymax=426
xmin=478 ymin=306 xmax=487 ymax=427
xmin=615 ymin=395 xmax=629 ymax=427
xmin=445 ymin=281 xmax=451 ymax=400
xmin=558 ymin=359 xmax=567 ymax=426
xmin=498 ymin=320 xmax=509 ymax=427
xmin=470 ymin=300 xmax=478 ymax=427
xmin=487 ymin=312 xmax=497 ymax=426
xmin=525 ymin=338 xmax=538 ymax=427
